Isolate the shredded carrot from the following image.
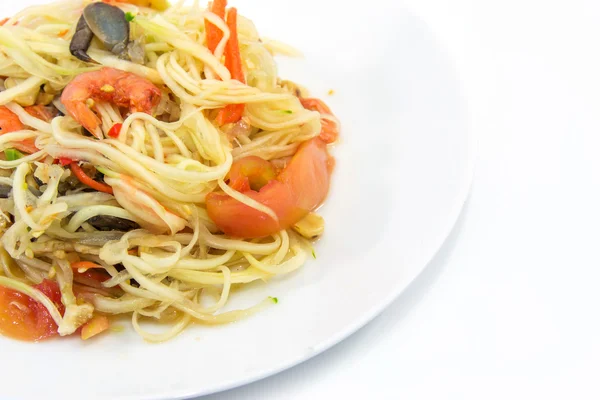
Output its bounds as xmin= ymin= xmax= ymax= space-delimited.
xmin=70 ymin=261 xmax=104 ymax=272
xmin=70 ymin=163 xmax=114 ymax=195
xmin=205 ymin=0 xmax=227 ymax=54
xmin=58 ymin=29 xmax=69 ymax=38
xmin=216 ymin=104 xmax=245 ymax=126
xmin=0 ymin=18 xmax=8 ymax=26
xmin=216 ymin=7 xmax=245 ymax=126
xmin=223 ymin=8 xmax=244 ymax=83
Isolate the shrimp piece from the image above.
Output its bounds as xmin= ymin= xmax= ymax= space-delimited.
xmin=104 ymin=175 xmax=187 ymax=235
xmin=61 ymin=67 xmax=162 ymax=139
xmin=24 ymin=105 xmax=56 ymax=122
xmin=300 ymin=98 xmax=340 ymax=144
xmin=0 ymin=105 xmax=55 ymax=154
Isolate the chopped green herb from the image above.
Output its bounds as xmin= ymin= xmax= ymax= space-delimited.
xmin=311 ymin=249 xmax=317 ymax=259
xmin=125 ymin=12 xmax=136 ymax=22
xmin=280 ymin=110 xmax=293 ymax=114
xmin=5 ymin=148 xmax=24 ymax=161
xmin=269 ymin=296 xmax=279 ymax=304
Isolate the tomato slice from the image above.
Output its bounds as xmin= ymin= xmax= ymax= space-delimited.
xmin=207 ymin=138 xmax=331 ymax=238
xmin=0 ymin=279 xmax=64 ymax=342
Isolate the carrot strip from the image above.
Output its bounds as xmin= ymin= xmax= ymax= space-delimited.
xmin=223 ymin=8 xmax=244 ymax=83
xmin=71 ymin=261 xmax=104 ymax=272
xmin=70 ymin=163 xmax=114 ymax=195
xmin=205 ymin=0 xmax=228 ymax=54
xmin=216 ymin=7 xmax=245 ymax=126
xmin=216 ymin=104 xmax=244 ymax=126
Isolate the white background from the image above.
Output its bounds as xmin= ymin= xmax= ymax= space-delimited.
xmin=202 ymin=0 xmax=600 ymax=399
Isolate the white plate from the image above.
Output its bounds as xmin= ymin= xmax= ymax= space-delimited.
xmin=0 ymin=0 xmax=474 ymax=399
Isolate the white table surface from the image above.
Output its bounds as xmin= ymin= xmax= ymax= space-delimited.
xmin=201 ymin=0 xmax=600 ymax=399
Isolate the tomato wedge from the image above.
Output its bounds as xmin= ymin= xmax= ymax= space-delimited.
xmin=0 ymin=279 xmax=64 ymax=342
xmin=207 ymin=138 xmax=331 ymax=238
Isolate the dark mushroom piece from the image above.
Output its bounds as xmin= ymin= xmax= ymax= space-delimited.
xmin=0 ymin=184 xmax=11 ymax=198
xmin=87 ymin=215 xmax=140 ymax=232
xmin=0 ymin=184 xmax=42 ymax=198
xmin=70 ymin=3 xmax=130 ymax=63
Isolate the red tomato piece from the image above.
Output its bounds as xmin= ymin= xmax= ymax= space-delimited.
xmin=206 ymin=138 xmax=331 ymax=238
xmin=0 ymin=279 xmax=64 ymax=342
xmin=227 ymin=155 xmax=277 ymax=192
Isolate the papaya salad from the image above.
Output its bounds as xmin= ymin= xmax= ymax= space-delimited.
xmin=0 ymin=0 xmax=339 ymax=342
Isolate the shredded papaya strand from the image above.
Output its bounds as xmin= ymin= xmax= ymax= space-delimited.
xmin=205 ymin=0 xmax=228 ymax=53
xmin=217 ymin=7 xmax=245 ymax=125
xmin=70 ymin=163 xmax=114 ymax=195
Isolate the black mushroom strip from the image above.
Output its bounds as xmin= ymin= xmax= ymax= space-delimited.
xmin=87 ymin=215 xmax=140 ymax=232
xmin=0 ymin=184 xmax=42 ymax=198
xmin=0 ymin=184 xmax=11 ymax=199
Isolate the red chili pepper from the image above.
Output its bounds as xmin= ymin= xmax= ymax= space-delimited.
xmin=70 ymin=163 xmax=114 ymax=195
xmin=58 ymin=157 xmax=73 ymax=166
xmin=107 ymin=123 xmax=123 ymax=139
